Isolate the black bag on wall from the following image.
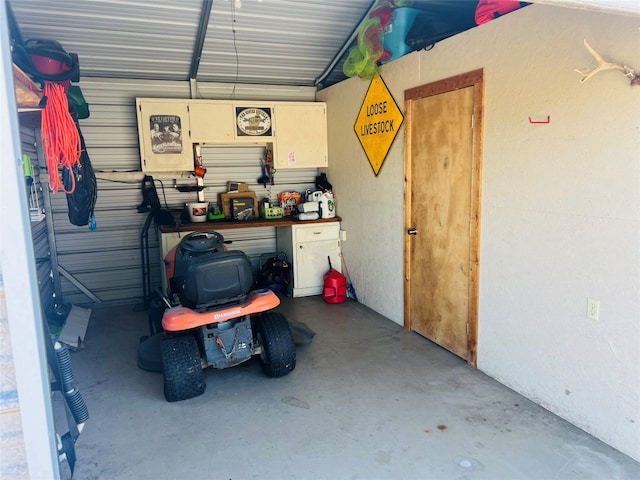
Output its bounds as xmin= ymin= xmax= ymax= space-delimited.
xmin=63 ymin=121 xmax=97 ymax=227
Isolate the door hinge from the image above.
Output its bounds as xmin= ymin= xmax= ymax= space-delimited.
xmin=471 ymin=114 xmax=474 ymax=129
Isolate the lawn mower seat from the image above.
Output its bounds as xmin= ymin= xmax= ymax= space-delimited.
xmin=178 ymin=250 xmax=254 ymax=309
xmin=169 ymin=231 xmax=254 ymax=309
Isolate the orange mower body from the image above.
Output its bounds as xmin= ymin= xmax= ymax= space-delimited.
xmin=154 ymin=231 xmax=296 ymax=402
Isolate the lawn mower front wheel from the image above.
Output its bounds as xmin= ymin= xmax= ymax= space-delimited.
xmin=161 ymin=334 xmax=206 ymax=402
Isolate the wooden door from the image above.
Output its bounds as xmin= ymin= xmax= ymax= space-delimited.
xmin=404 ymin=70 xmax=484 ymax=366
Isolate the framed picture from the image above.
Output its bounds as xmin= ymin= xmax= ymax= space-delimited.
xmin=235 ymin=107 xmax=272 ymax=137
xmin=149 ymin=115 xmax=183 ymax=154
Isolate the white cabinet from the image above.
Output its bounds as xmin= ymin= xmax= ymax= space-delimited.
xmin=136 ymin=99 xmax=193 ymax=172
xmin=137 ymin=98 xmax=328 ymax=171
xmin=273 ymin=103 xmax=328 ymax=169
xmin=277 ymin=222 xmax=341 ymax=297
xmin=191 ymin=102 xmax=276 ymax=144
xmin=189 ymin=101 xmax=235 ymax=143
xmin=233 ymin=103 xmax=275 ymax=142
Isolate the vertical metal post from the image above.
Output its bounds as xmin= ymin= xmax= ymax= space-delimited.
xmin=35 ymin=131 xmax=64 ymax=303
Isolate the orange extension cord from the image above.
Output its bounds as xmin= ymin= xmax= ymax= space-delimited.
xmin=41 ymin=82 xmax=81 ymax=193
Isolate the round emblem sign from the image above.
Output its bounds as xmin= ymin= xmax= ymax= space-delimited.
xmin=236 ymin=108 xmax=272 ymax=136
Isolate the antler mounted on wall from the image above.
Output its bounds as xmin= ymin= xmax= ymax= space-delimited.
xmin=575 ymin=39 xmax=639 ymax=86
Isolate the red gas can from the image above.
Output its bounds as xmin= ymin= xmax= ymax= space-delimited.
xmin=323 ymin=266 xmax=347 ymax=304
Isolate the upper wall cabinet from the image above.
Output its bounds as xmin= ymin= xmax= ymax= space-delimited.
xmin=273 ymin=103 xmax=327 ymax=169
xmin=190 ymin=101 xmax=276 ymax=143
xmin=137 ymin=98 xmax=328 ymax=171
xmin=136 ymin=99 xmax=193 ymax=172
xmin=189 ymin=101 xmax=235 ymax=143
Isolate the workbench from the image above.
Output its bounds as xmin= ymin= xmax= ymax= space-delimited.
xmin=157 ymin=217 xmax=343 ymax=298
xmin=159 ymin=216 xmax=341 ymax=233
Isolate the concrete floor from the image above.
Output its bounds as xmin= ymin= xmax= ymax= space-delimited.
xmin=63 ymin=296 xmax=640 ymax=480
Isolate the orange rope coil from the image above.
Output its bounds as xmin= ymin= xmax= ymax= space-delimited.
xmin=41 ymin=82 xmax=81 ymax=193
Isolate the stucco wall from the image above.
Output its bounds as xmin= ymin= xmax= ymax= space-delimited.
xmin=318 ymin=4 xmax=640 ymax=462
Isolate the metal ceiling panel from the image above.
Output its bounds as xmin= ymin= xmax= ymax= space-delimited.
xmin=10 ymin=0 xmax=203 ymax=81
xmin=197 ymin=0 xmax=373 ymax=86
xmin=9 ymin=0 xmax=373 ymax=86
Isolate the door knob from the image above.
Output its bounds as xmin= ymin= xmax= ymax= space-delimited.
xmin=407 ymin=228 xmax=417 ymax=235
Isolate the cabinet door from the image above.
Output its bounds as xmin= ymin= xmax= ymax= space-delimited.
xmin=189 ymin=102 xmax=235 ymax=143
xmin=274 ymin=103 xmax=328 ymax=168
xmin=294 ymin=238 xmax=341 ymax=295
xmin=233 ymin=104 xmax=275 ymax=142
xmin=137 ymin=100 xmax=193 ymax=172
xmin=294 ymin=223 xmax=340 ymax=243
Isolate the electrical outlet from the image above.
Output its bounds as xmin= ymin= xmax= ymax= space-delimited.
xmin=340 ymin=230 xmax=347 ymax=241
xmin=587 ymin=298 xmax=600 ymax=321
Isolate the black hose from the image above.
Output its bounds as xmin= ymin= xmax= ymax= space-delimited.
xmin=65 ymin=389 xmax=90 ymax=425
xmin=54 ymin=342 xmax=74 ymax=391
xmin=54 ymin=342 xmax=90 ymax=424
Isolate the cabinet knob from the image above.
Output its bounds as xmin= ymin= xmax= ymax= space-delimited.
xmin=408 ymin=228 xmax=418 ymax=235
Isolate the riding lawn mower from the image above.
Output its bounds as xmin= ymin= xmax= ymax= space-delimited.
xmin=140 ymin=231 xmax=296 ymax=402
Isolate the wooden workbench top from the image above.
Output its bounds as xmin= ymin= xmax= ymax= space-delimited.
xmin=159 ymin=216 xmax=341 ymax=233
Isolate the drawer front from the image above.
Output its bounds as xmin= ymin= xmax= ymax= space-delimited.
xmin=293 ymin=223 xmax=339 ymax=243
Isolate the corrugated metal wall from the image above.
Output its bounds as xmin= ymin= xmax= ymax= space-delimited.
xmin=48 ymin=77 xmax=318 ymax=307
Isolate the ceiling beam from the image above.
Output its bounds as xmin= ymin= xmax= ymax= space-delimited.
xmin=189 ymin=0 xmax=213 ymax=80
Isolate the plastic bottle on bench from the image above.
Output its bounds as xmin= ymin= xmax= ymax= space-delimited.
xmin=319 ymin=192 xmax=336 ymax=219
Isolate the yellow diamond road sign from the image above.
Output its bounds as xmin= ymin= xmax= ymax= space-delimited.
xmin=354 ymin=75 xmax=404 ymax=176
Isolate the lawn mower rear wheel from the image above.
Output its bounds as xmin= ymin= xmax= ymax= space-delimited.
xmin=256 ymin=312 xmax=296 ymax=378
xmin=161 ymin=335 xmax=205 ymax=402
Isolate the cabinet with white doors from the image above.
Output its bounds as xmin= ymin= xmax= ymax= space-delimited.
xmin=272 ymin=102 xmax=328 ymax=169
xmin=276 ymin=222 xmax=341 ymax=297
xmin=188 ymin=101 xmax=236 ymax=143
xmin=136 ymin=98 xmax=327 ymax=171
xmin=136 ymin=99 xmax=193 ymax=172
